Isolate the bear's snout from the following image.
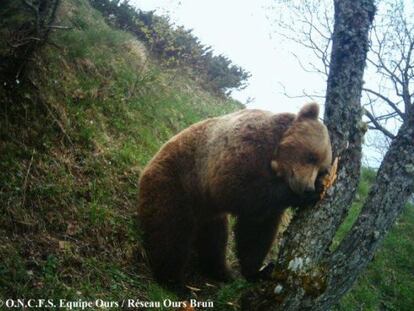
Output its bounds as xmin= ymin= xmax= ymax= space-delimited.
xmin=289 ymin=177 xmax=315 ymax=195
xmin=288 ymin=167 xmax=318 ymax=195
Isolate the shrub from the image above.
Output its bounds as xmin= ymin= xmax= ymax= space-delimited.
xmin=89 ymin=0 xmax=251 ymax=95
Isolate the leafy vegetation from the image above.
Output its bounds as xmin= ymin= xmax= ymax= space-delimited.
xmin=89 ymin=0 xmax=251 ymax=95
xmin=0 ymin=1 xmax=412 ymax=310
xmin=335 ymin=169 xmax=414 ymax=311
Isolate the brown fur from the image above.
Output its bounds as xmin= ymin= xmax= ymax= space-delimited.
xmin=138 ymin=103 xmax=332 ymax=284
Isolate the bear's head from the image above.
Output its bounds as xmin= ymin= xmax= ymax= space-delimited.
xmin=271 ymin=103 xmax=332 ymax=196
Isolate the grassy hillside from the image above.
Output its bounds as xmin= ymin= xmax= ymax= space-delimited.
xmin=0 ymin=1 xmax=413 ymax=310
xmin=338 ymin=204 xmax=414 ymax=311
xmin=0 ymin=0 xmax=243 ymax=307
xmin=335 ymin=170 xmax=414 ymax=311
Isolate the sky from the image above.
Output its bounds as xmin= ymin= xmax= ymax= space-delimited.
xmin=131 ymin=0 xmax=326 ymax=114
xmin=129 ymin=0 xmax=412 ymax=167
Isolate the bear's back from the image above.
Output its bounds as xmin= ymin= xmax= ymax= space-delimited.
xmin=196 ymin=110 xmax=295 ymax=213
xmin=140 ymin=109 xmax=295 ymax=215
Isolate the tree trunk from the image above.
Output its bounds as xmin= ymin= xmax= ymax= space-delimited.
xmin=241 ymin=0 xmax=378 ymax=309
xmin=314 ymin=108 xmax=414 ymax=309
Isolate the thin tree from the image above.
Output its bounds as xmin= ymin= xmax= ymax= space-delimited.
xmin=241 ymin=0 xmax=414 ymax=310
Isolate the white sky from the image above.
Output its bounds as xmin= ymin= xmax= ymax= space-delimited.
xmin=131 ymin=0 xmax=326 ymax=114
xmin=130 ymin=0 xmax=412 ymax=167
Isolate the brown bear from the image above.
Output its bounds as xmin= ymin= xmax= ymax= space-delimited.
xmin=138 ymin=103 xmax=332 ymax=285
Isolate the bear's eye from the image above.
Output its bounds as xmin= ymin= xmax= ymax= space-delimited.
xmin=306 ymin=153 xmax=319 ymax=164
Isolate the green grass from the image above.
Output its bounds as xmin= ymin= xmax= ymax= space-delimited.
xmin=0 ymin=1 xmax=413 ymax=310
xmin=0 ymin=0 xmax=241 ymax=307
xmin=336 ymin=203 xmax=414 ymax=311
xmin=334 ymin=169 xmax=414 ymax=311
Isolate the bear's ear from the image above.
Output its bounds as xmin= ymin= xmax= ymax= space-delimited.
xmin=297 ymin=102 xmax=319 ymax=120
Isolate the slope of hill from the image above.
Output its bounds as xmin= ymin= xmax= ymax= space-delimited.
xmin=0 ymin=0 xmax=243 ymax=306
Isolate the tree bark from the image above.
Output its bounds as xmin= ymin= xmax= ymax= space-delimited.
xmin=314 ymin=108 xmax=414 ymax=310
xmin=241 ymin=0 xmax=377 ymax=309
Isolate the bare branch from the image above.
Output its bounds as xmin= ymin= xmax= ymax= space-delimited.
xmin=291 ymin=52 xmax=327 ymax=76
xmin=363 ymin=87 xmax=405 ymax=119
xmin=23 ymin=0 xmax=40 ymax=35
xmin=48 ymin=25 xmax=72 ymax=30
xmin=363 ymin=108 xmax=396 ymax=139
xmin=278 ymin=82 xmax=325 ymax=101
